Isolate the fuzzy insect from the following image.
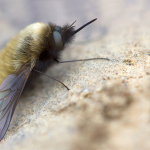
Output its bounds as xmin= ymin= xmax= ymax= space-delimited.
xmin=0 ymin=18 xmax=109 ymax=141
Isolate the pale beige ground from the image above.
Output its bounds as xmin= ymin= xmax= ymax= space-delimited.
xmin=0 ymin=0 xmax=150 ymax=150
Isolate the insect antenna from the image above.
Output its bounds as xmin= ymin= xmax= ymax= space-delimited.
xmin=65 ymin=20 xmax=76 ymax=32
xmin=33 ymin=69 xmax=70 ymax=90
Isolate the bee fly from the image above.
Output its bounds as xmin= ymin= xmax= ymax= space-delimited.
xmin=0 ymin=18 xmax=109 ymax=141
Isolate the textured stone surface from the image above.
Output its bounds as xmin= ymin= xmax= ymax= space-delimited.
xmin=0 ymin=0 xmax=150 ymax=150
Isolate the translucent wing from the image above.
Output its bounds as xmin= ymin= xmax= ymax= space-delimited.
xmin=0 ymin=66 xmax=32 ymax=141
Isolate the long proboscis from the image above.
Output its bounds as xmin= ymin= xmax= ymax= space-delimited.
xmin=73 ymin=18 xmax=97 ymax=35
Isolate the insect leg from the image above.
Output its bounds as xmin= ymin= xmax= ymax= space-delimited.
xmin=56 ymin=57 xmax=109 ymax=63
xmin=33 ymin=69 xmax=70 ymax=90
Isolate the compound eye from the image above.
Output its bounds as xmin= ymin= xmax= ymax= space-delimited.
xmin=53 ymin=31 xmax=63 ymax=50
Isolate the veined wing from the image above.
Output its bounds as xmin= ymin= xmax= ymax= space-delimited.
xmin=0 ymin=66 xmax=32 ymax=141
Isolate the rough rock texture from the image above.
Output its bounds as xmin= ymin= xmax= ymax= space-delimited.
xmin=0 ymin=0 xmax=150 ymax=150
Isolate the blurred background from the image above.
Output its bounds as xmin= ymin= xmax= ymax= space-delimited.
xmin=0 ymin=0 xmax=149 ymax=47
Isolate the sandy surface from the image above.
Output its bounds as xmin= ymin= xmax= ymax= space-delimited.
xmin=0 ymin=0 xmax=150 ymax=150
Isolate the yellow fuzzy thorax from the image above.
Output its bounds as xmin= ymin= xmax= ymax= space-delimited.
xmin=0 ymin=22 xmax=52 ymax=84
